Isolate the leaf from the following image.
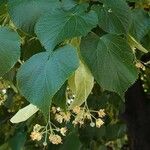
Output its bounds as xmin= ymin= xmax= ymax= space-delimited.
xmin=68 ymin=61 xmax=94 ymax=109
xmin=59 ymin=129 xmax=81 ymax=150
xmin=21 ymin=37 xmax=44 ymax=60
xmin=8 ymin=0 xmax=61 ymax=34
xmin=128 ymin=35 xmax=148 ymax=53
xmin=0 ymin=3 xmax=7 ymax=25
xmin=0 ymin=143 xmax=10 ymax=150
xmin=80 ymin=33 xmax=138 ymax=96
xmin=98 ymin=145 xmax=107 ymax=150
xmin=10 ymin=104 xmax=39 ymax=123
xmin=0 ymin=27 xmax=20 ymax=77
xmin=9 ymin=131 xmax=26 ymax=150
xmin=105 ymin=123 xmax=126 ymax=140
xmin=129 ymin=9 xmax=150 ymax=41
xmin=17 ymin=45 xmax=79 ymax=115
xmin=79 ymin=125 xmax=106 ymax=146
xmin=35 ymin=4 xmax=98 ymax=51
xmin=141 ymin=31 xmax=150 ymax=51
xmin=93 ymin=0 xmax=131 ymax=34
xmin=61 ymin=0 xmax=77 ymax=10
xmin=52 ymin=82 xmax=67 ymax=110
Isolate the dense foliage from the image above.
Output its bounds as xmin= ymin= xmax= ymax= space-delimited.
xmin=0 ymin=0 xmax=149 ymax=149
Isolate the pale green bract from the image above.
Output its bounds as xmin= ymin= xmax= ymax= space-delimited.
xmin=68 ymin=61 xmax=94 ymax=109
xmin=10 ymin=104 xmax=39 ymax=123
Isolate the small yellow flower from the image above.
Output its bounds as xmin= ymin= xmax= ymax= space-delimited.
xmin=72 ymin=120 xmax=78 ymax=126
xmin=30 ymin=131 xmax=42 ymax=141
xmin=55 ymin=114 xmax=63 ymax=123
xmin=135 ymin=62 xmax=145 ymax=69
xmin=49 ymin=134 xmax=62 ymax=144
xmin=96 ymin=118 xmax=104 ymax=128
xmin=84 ymin=112 xmax=91 ymax=119
xmin=52 ymin=107 xmax=57 ymax=114
xmin=98 ymin=109 xmax=106 ymax=118
xmin=60 ymin=112 xmax=71 ymax=122
xmin=33 ymin=124 xmax=42 ymax=132
xmin=79 ymin=120 xmax=84 ymax=126
xmin=72 ymin=106 xmax=81 ymax=114
xmin=60 ymin=127 xmax=67 ymax=136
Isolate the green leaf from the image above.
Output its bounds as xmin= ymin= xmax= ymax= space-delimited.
xmin=141 ymin=31 xmax=150 ymax=51
xmin=130 ymin=9 xmax=150 ymax=41
xmin=53 ymin=82 xmax=67 ymax=110
xmin=9 ymin=131 xmax=26 ymax=150
xmin=105 ymin=123 xmax=126 ymax=140
xmin=59 ymin=129 xmax=81 ymax=150
xmin=68 ymin=61 xmax=94 ymax=109
xmin=17 ymin=45 xmax=79 ymax=115
xmin=61 ymin=0 xmax=77 ymax=10
xmin=93 ymin=0 xmax=131 ymax=34
xmin=80 ymin=33 xmax=138 ymax=96
xmin=0 ymin=3 xmax=8 ymax=25
xmin=98 ymin=145 xmax=107 ymax=150
xmin=8 ymin=0 xmax=61 ymax=34
xmin=21 ymin=37 xmax=44 ymax=60
xmin=35 ymin=5 xmax=98 ymax=51
xmin=0 ymin=143 xmax=10 ymax=150
xmin=0 ymin=27 xmax=20 ymax=77
xmin=0 ymin=0 xmax=7 ymax=4
xmin=10 ymin=104 xmax=39 ymax=123
xmin=79 ymin=125 xmax=106 ymax=147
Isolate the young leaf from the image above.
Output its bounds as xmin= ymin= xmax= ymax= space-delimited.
xmin=35 ymin=5 xmax=98 ymax=51
xmin=93 ymin=0 xmax=131 ymax=34
xmin=0 ymin=27 xmax=20 ymax=77
xmin=17 ymin=45 xmax=79 ymax=115
xmin=8 ymin=0 xmax=61 ymax=34
xmin=80 ymin=33 xmax=138 ymax=96
xmin=68 ymin=61 xmax=94 ymax=109
xmin=10 ymin=104 xmax=39 ymax=123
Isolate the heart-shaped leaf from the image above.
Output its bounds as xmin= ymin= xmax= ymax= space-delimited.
xmin=80 ymin=33 xmax=138 ymax=96
xmin=0 ymin=27 xmax=20 ymax=77
xmin=8 ymin=0 xmax=61 ymax=33
xmin=130 ymin=9 xmax=150 ymax=41
xmin=35 ymin=5 xmax=98 ymax=51
xmin=17 ymin=45 xmax=79 ymax=114
xmin=93 ymin=0 xmax=131 ymax=34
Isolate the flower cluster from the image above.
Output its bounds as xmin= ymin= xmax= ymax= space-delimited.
xmin=51 ymin=104 xmax=105 ymax=128
xmin=30 ymin=122 xmax=67 ymax=146
xmin=30 ymin=88 xmax=106 ymax=147
xmin=71 ymin=106 xmax=105 ymax=128
xmin=30 ymin=104 xmax=106 ymax=146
